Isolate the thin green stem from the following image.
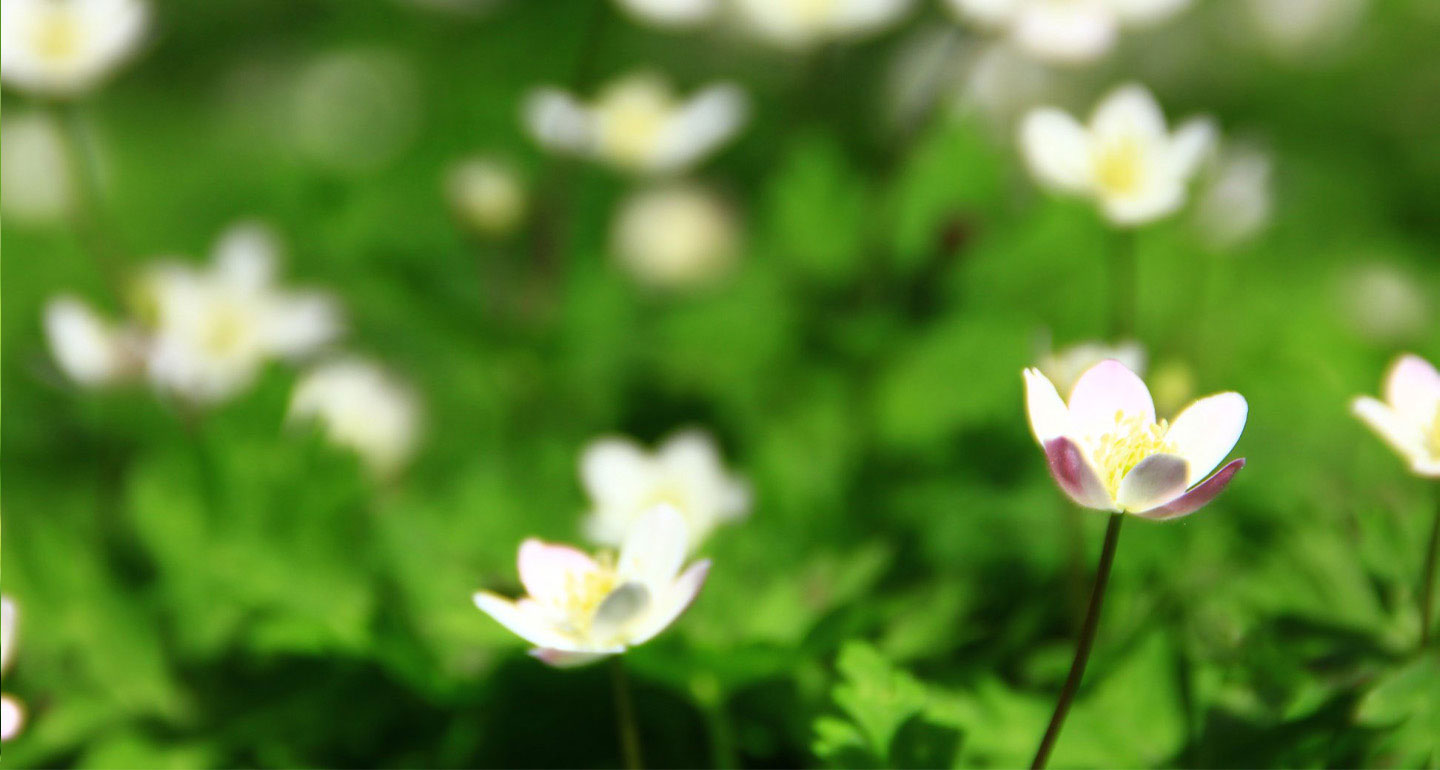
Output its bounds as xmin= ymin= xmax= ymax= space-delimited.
xmin=55 ymin=102 xmax=127 ymax=301
xmin=1032 ymin=513 xmax=1125 ymax=770
xmin=611 ymin=657 xmax=644 ymax=770
xmin=1419 ymin=486 xmax=1440 ymax=648
xmin=1109 ymin=230 xmax=1138 ymax=339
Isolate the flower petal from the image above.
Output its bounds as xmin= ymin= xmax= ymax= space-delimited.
xmin=618 ymin=505 xmax=690 ymax=589
xmin=472 ymin=591 xmax=573 ymax=650
xmin=1384 ymin=354 xmax=1440 ymax=426
xmin=630 ymin=559 xmax=711 ymax=645
xmin=654 ymin=83 xmax=747 ymax=173
xmin=523 ymin=87 xmax=592 ymax=153
xmin=1044 ymin=437 xmax=1114 ymax=510
xmin=528 ymin=648 xmax=616 ymax=668
xmin=1090 ymin=83 xmax=1166 ymax=145
xmin=1066 ymin=359 xmax=1155 ymax=435
xmin=1019 ymin=108 xmax=1094 ymax=193
xmin=1116 ymin=453 xmax=1189 ymax=512
xmin=1 ymin=695 xmax=22 ymax=742
xmin=1014 ymin=3 xmax=1118 ymax=63
xmin=517 ymin=539 xmax=600 ymax=606
xmin=1352 ymin=396 xmax=1431 ymax=470
xmin=1166 ymin=117 xmax=1217 ymax=182
xmin=1166 ymin=392 xmax=1247 ymax=483
xmin=1024 ymin=367 xmax=1072 ymax=444
xmin=1135 ymin=458 xmax=1244 ymax=521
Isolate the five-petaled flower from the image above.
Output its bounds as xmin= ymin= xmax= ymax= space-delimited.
xmin=1020 ymin=84 xmax=1216 ymax=227
xmin=1024 ymin=359 xmax=1247 ymax=519
xmin=1 ymin=0 xmax=148 ymax=97
xmin=2 ymin=596 xmax=22 ymax=742
xmin=580 ymin=430 xmax=751 ymax=553
xmin=1352 ymin=354 xmax=1440 ymax=477
xmin=523 ymin=72 xmax=747 ymax=176
xmin=473 ymin=506 xmax=711 ymax=668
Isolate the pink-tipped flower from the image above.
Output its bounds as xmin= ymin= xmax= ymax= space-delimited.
xmin=473 ymin=505 xmax=711 ymax=668
xmin=1024 ymin=359 xmax=1247 ymax=520
xmin=1352 ymin=354 xmax=1440 ymax=477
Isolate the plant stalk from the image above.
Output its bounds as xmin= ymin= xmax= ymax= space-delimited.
xmin=611 ymin=657 xmax=644 ymax=770
xmin=1420 ymin=486 xmax=1440 ymax=648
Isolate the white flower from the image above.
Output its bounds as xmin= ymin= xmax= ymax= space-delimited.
xmin=1244 ymin=0 xmax=1365 ymax=62
xmin=523 ymin=72 xmax=747 ymax=175
xmin=613 ymin=0 xmax=718 ymax=29
xmin=289 ymin=358 xmax=421 ymax=477
xmin=1 ymin=0 xmax=147 ymax=97
xmin=446 ymin=156 xmax=528 ymax=237
xmin=581 ymin=430 xmax=750 ymax=552
xmin=142 ymin=223 xmax=342 ymax=405
xmin=1 ymin=111 xmax=73 ymax=224
xmin=1352 ymin=354 xmax=1440 ymax=477
xmin=473 ymin=505 xmax=711 ymax=667
xmin=732 ymin=0 xmax=913 ymax=49
xmin=1024 ymin=359 xmax=1247 ymax=520
xmin=1193 ymin=145 xmax=1273 ymax=251
xmin=1019 ymin=83 xmax=1216 ymax=226
xmin=1037 ymin=338 xmax=1146 ymax=397
xmin=2 ymin=596 xmax=21 ymax=742
xmin=947 ymin=0 xmax=1187 ymax=64
xmin=44 ymin=295 xmax=142 ymax=387
xmin=1342 ymin=263 xmax=1431 ymax=344
xmin=611 ymin=184 xmax=740 ymax=290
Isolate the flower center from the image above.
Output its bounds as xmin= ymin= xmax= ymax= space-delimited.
xmin=199 ymin=303 xmax=253 ymax=358
xmin=1090 ymin=411 xmax=1176 ymax=496
xmin=1094 ymin=135 xmax=1146 ymax=197
xmin=1427 ymin=408 xmax=1440 ymax=460
xmin=597 ymin=91 xmax=671 ymax=168
xmin=33 ymin=11 xmax=83 ymax=63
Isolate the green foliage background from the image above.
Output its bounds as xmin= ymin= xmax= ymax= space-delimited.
xmin=3 ymin=0 xmax=1440 ymax=767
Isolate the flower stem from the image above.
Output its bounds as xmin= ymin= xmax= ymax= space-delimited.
xmin=55 ymin=102 xmax=128 ymax=301
xmin=611 ymin=657 xmax=644 ymax=770
xmin=1419 ymin=486 xmax=1440 ymax=648
xmin=1032 ymin=512 xmax=1125 ymax=770
xmin=1110 ymin=230 xmax=1138 ymax=339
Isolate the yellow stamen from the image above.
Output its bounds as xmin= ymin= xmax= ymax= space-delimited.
xmin=33 ymin=11 xmax=83 ymax=62
xmin=596 ymin=82 xmax=674 ymax=168
xmin=1094 ymin=135 xmax=1146 ymax=198
xmin=200 ymin=304 xmax=250 ymax=358
xmin=1090 ymin=410 xmax=1176 ymax=496
xmin=560 ymin=553 xmax=619 ymax=632
xmin=1427 ymin=409 xmax=1440 ymax=459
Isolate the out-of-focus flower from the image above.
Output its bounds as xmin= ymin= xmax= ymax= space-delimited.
xmin=141 ymin=223 xmax=342 ymax=405
xmin=1 ymin=111 xmax=73 ymax=224
xmin=1037 ymin=337 xmax=1146 ymax=396
xmin=1352 ymin=354 xmax=1440 ymax=477
xmin=946 ymin=0 xmax=1187 ymax=64
xmin=1 ymin=0 xmax=147 ymax=97
xmin=292 ymin=48 xmax=422 ymax=173
xmin=581 ymin=429 xmax=750 ymax=552
xmin=1342 ymin=262 xmax=1431 ymax=344
xmin=44 ymin=295 xmax=142 ymax=387
xmin=1019 ymin=84 xmax=1216 ymax=226
xmin=614 ymin=0 xmax=718 ymax=29
xmin=954 ymin=39 xmax=1059 ymax=129
xmin=2 ymin=596 xmax=21 ymax=742
xmin=524 ymin=72 xmax=747 ymax=175
xmin=1244 ymin=0 xmax=1366 ymax=63
xmin=446 ymin=156 xmax=528 ymax=238
xmin=1024 ymin=359 xmax=1247 ymax=519
xmin=473 ymin=505 xmax=711 ymax=667
xmin=611 ymin=184 xmax=740 ymax=290
xmin=289 ymin=358 xmax=421 ymax=477
xmin=732 ymin=0 xmax=913 ymax=48
xmin=1193 ymin=145 xmax=1273 ymax=251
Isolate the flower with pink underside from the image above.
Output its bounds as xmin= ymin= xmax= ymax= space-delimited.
xmin=1024 ymin=359 xmax=1248 ymax=520
xmin=1352 ymin=354 xmax=1440 ymax=478
xmin=472 ymin=505 xmax=710 ymax=668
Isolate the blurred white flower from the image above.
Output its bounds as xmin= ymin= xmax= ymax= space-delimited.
xmin=581 ymin=429 xmax=750 ymax=552
xmin=1244 ymin=0 xmax=1366 ymax=62
xmin=946 ymin=0 xmax=1188 ymax=64
xmin=955 ymin=39 xmax=1059 ymax=129
xmin=292 ymin=48 xmax=422 ymax=173
xmin=44 ymin=295 xmax=142 ymax=387
xmin=1352 ymin=354 xmax=1440 ymax=477
xmin=1037 ymin=337 xmax=1146 ymax=396
xmin=524 ymin=72 xmax=748 ymax=175
xmin=1 ymin=111 xmax=74 ymax=224
xmin=614 ymin=0 xmax=718 ymax=29
xmin=446 ymin=156 xmax=528 ymax=238
xmin=1193 ymin=144 xmax=1273 ymax=251
xmin=1019 ymin=83 xmax=1216 ymax=226
xmin=732 ymin=0 xmax=913 ymax=48
xmin=473 ymin=505 xmax=711 ymax=667
xmin=1 ymin=0 xmax=147 ymax=96
xmin=289 ymin=358 xmax=421 ymax=477
xmin=142 ymin=223 xmax=343 ymax=405
xmin=2 ymin=596 xmax=21 ymax=742
xmin=1025 ymin=359 xmax=1248 ymax=519
xmin=611 ymin=184 xmax=740 ymax=290
xmin=1342 ymin=262 xmax=1431 ymax=343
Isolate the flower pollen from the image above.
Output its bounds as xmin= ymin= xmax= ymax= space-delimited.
xmin=1090 ymin=410 xmax=1175 ymax=496
xmin=1094 ymin=135 xmax=1146 ymax=198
